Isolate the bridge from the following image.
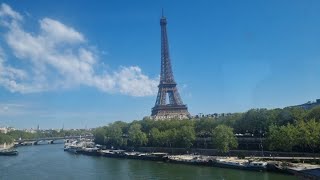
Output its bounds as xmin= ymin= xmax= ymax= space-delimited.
xmin=15 ymin=135 xmax=94 ymax=145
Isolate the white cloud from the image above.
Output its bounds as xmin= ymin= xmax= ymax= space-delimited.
xmin=0 ymin=3 xmax=22 ymax=21
xmin=114 ymin=66 xmax=158 ymax=97
xmin=0 ymin=3 xmax=158 ymax=96
xmin=40 ymin=18 xmax=85 ymax=44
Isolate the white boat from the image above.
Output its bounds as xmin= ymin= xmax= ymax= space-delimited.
xmin=246 ymin=161 xmax=268 ymax=170
xmin=64 ymin=144 xmax=82 ymax=153
xmin=64 ymin=141 xmax=83 ymax=153
xmin=214 ymin=158 xmax=267 ymax=171
xmin=215 ymin=158 xmax=248 ymax=169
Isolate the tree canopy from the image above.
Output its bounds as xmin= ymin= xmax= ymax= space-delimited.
xmin=91 ymin=106 xmax=320 ymax=153
xmin=128 ymin=123 xmax=148 ymax=147
xmin=0 ymin=133 xmax=14 ymax=144
xmin=212 ymin=125 xmax=238 ymax=153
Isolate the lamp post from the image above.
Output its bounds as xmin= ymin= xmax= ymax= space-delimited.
xmin=259 ymin=129 xmax=264 ymax=157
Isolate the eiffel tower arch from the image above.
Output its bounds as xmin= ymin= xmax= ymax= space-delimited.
xmin=151 ymin=14 xmax=190 ymax=120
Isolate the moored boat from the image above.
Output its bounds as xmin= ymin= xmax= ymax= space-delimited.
xmin=64 ymin=144 xmax=83 ymax=154
xmin=214 ymin=158 xmax=247 ymax=169
xmin=77 ymin=147 xmax=101 ymax=156
xmin=0 ymin=149 xmax=19 ymax=156
xmin=140 ymin=152 xmax=167 ymax=161
xmin=126 ymin=152 xmax=167 ymax=161
xmin=64 ymin=140 xmax=89 ymax=154
xmin=213 ymin=158 xmax=267 ymax=171
xmin=166 ymin=155 xmax=210 ymax=165
xmin=246 ymin=161 xmax=268 ymax=171
xmin=101 ymin=149 xmax=126 ymax=158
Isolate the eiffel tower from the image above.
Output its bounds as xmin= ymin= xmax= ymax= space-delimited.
xmin=151 ymin=13 xmax=190 ymax=120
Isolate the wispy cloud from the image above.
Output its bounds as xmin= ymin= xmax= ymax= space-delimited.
xmin=0 ymin=3 xmax=158 ymax=96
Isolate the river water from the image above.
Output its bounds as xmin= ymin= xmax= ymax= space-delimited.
xmin=0 ymin=144 xmax=297 ymax=180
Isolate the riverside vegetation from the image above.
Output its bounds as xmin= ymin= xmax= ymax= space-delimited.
xmin=1 ymin=106 xmax=320 ymax=154
xmin=93 ymin=107 xmax=320 ymax=154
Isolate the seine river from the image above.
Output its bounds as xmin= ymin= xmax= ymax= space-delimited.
xmin=0 ymin=144 xmax=297 ymax=180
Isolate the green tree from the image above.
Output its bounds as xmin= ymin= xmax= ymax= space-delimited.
xmin=195 ymin=118 xmax=217 ymax=137
xmin=7 ymin=130 xmax=36 ymax=140
xmin=220 ymin=113 xmax=243 ymax=128
xmin=93 ymin=127 xmax=106 ymax=145
xmin=212 ymin=125 xmax=238 ymax=153
xmin=296 ymin=119 xmax=320 ymax=153
xmin=235 ymin=109 xmax=269 ymax=134
xmin=105 ymin=123 xmax=126 ymax=148
xmin=176 ymin=126 xmax=195 ymax=148
xmin=267 ymin=124 xmax=298 ymax=151
xmin=162 ymin=128 xmax=177 ymax=148
xmin=128 ymin=123 xmax=148 ymax=147
xmin=149 ymin=128 xmax=163 ymax=147
xmin=113 ymin=121 xmax=129 ymax=134
xmin=0 ymin=133 xmax=14 ymax=144
xmin=276 ymin=108 xmax=306 ymax=126
xmin=306 ymin=106 xmax=320 ymax=122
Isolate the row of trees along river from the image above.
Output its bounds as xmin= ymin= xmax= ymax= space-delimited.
xmin=93 ymin=106 xmax=320 ymax=154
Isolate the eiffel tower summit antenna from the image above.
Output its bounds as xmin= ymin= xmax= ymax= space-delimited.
xmin=151 ymin=12 xmax=190 ymax=120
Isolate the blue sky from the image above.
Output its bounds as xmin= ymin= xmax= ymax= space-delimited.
xmin=0 ymin=0 xmax=320 ymax=129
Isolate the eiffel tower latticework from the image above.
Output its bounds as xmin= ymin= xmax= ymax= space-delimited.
xmin=151 ymin=14 xmax=190 ymax=120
